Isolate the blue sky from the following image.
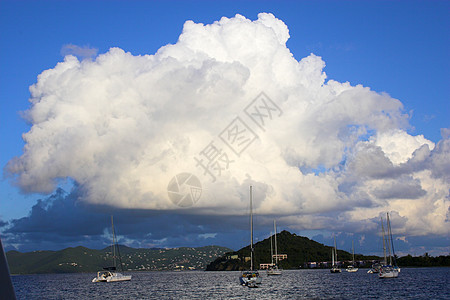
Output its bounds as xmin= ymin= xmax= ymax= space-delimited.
xmin=0 ymin=0 xmax=449 ymax=255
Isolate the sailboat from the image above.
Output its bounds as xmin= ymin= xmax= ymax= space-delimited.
xmin=330 ymin=235 xmax=341 ymax=273
xmin=346 ymin=240 xmax=358 ymax=272
xmin=239 ymin=186 xmax=262 ymax=287
xmin=367 ymin=263 xmax=381 ymax=274
xmin=92 ymin=216 xmax=132 ymax=283
xmin=267 ymin=220 xmax=282 ymax=276
xmin=379 ymin=213 xmax=399 ymax=279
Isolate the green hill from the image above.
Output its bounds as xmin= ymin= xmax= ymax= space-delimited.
xmin=8 ymin=232 xmax=447 ymax=274
xmin=206 ymin=231 xmax=379 ymax=271
xmin=397 ymin=253 xmax=450 ymax=267
xmin=6 ymin=245 xmax=232 ymax=274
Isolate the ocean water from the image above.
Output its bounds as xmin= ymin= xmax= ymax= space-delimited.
xmin=11 ymin=268 xmax=450 ymax=299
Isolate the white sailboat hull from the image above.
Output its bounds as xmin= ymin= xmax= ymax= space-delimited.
xmin=240 ymin=277 xmax=262 ymax=285
xmin=240 ymin=271 xmax=262 ymax=286
xmin=92 ymin=271 xmax=132 ymax=283
xmin=330 ymin=267 xmax=341 ymax=273
xmin=379 ymin=267 xmax=399 ymax=278
xmin=106 ymin=272 xmax=132 ymax=282
xmin=346 ymin=265 xmax=358 ymax=272
xmin=367 ymin=263 xmax=381 ymax=274
xmin=92 ymin=277 xmax=107 ymax=283
xmin=267 ymin=268 xmax=282 ymax=276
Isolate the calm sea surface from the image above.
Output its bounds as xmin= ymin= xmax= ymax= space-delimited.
xmin=11 ymin=268 xmax=449 ymax=299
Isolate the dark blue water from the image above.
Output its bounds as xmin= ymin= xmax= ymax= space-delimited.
xmin=11 ymin=268 xmax=450 ymax=299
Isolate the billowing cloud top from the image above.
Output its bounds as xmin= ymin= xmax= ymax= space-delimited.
xmin=6 ymin=13 xmax=449 ymax=238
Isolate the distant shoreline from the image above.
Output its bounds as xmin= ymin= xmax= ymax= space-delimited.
xmin=9 ymin=266 xmax=450 ymax=276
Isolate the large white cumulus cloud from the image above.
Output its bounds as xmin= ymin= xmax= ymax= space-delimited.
xmin=7 ymin=13 xmax=449 ymax=238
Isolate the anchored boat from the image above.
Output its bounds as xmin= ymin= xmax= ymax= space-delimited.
xmin=379 ymin=213 xmax=399 ymax=279
xmin=92 ymin=216 xmax=131 ymax=283
xmin=239 ymin=186 xmax=262 ymax=287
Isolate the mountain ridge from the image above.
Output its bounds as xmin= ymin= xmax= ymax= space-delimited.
xmin=7 ymin=231 xmax=449 ymax=274
xmin=6 ymin=245 xmax=231 ymax=274
xmin=206 ymin=230 xmax=379 ymax=271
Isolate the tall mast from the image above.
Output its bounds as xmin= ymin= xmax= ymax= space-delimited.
xmin=385 ymin=214 xmax=392 ymax=265
xmin=352 ymin=240 xmax=355 ymax=265
xmin=332 ymin=248 xmax=334 ymax=266
xmin=387 ymin=212 xmax=396 ymax=266
xmin=111 ymin=215 xmax=116 ymax=268
xmin=381 ymin=216 xmax=387 ymax=265
xmin=334 ymin=235 xmax=338 ymax=264
xmin=274 ymin=220 xmax=278 ymax=266
xmin=250 ymin=185 xmax=253 ymax=271
xmin=270 ymin=232 xmax=274 ymax=266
